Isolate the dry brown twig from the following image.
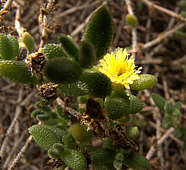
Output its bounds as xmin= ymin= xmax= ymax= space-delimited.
xmin=0 ymin=91 xmax=35 ymax=169
xmin=14 ymin=2 xmax=25 ymax=37
xmin=71 ymin=1 xmax=105 ymax=37
xmin=0 ymin=0 xmax=14 ymax=16
xmin=146 ymin=127 xmax=175 ymax=160
xmin=8 ymin=135 xmax=33 ymax=170
xmin=58 ymin=1 xmax=99 ymax=18
xmin=142 ymin=23 xmax=185 ymax=50
xmin=141 ymin=0 xmax=186 ymax=22
xmin=39 ymin=0 xmax=56 ymax=48
xmin=3 ymin=133 xmax=25 ymax=168
xmin=124 ymin=0 xmax=137 ymax=58
xmin=0 ymin=89 xmax=24 ymax=158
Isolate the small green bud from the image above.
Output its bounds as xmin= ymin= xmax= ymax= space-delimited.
xmin=79 ymin=41 xmax=96 ymax=68
xmin=61 ymin=149 xmax=87 ymax=170
xmin=58 ymin=34 xmax=80 ymax=61
xmin=126 ymin=126 xmax=139 ymax=139
xmin=21 ymin=32 xmax=35 ymax=52
xmin=80 ymin=71 xmax=112 ymax=97
xmin=126 ymin=14 xmax=138 ymax=27
xmin=29 ymin=125 xmax=62 ymax=150
xmin=82 ymin=5 xmax=114 ymax=59
xmin=130 ymin=74 xmax=157 ymax=90
xmin=69 ymin=124 xmax=90 ymax=143
xmin=44 ymin=58 xmax=82 ymax=84
xmin=105 ymin=97 xmax=130 ymax=120
xmin=0 ymin=60 xmax=35 ymax=84
xmin=43 ymin=43 xmax=68 ymax=59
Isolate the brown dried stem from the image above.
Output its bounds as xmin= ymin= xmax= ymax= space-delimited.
xmin=125 ymin=0 xmax=137 ymax=57
xmin=142 ymin=23 xmax=185 ymax=50
xmin=0 ymin=0 xmax=14 ymax=16
xmin=39 ymin=0 xmax=55 ymax=48
xmin=146 ymin=127 xmax=175 ymax=160
xmin=8 ymin=135 xmax=33 ymax=170
xmin=141 ymin=0 xmax=186 ymax=22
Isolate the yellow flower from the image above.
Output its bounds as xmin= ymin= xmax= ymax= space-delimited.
xmin=99 ymin=48 xmax=141 ymax=89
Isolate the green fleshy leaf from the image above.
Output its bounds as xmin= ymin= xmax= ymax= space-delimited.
xmin=0 ymin=60 xmax=35 ymax=84
xmin=61 ymin=149 xmax=87 ymax=170
xmin=164 ymin=101 xmax=174 ymax=114
xmin=44 ymin=58 xmax=82 ymax=84
xmin=48 ymin=148 xmax=61 ymax=159
xmin=31 ymin=109 xmax=44 ymax=118
xmin=130 ymin=74 xmax=157 ymax=90
xmin=43 ymin=43 xmax=68 ymax=59
xmin=123 ymin=152 xmax=150 ymax=170
xmin=63 ymin=133 xmax=76 ymax=149
xmin=21 ymin=32 xmax=35 ymax=52
xmin=82 ymin=5 xmax=114 ymax=59
xmin=80 ymin=71 xmax=112 ymax=97
xmin=152 ymin=93 xmax=165 ymax=111
xmin=57 ymin=82 xmax=88 ymax=97
xmin=36 ymin=114 xmax=50 ymax=121
xmin=103 ymin=138 xmax=115 ymax=151
xmin=128 ymin=95 xmax=144 ymax=114
xmin=174 ymin=102 xmax=182 ymax=110
xmin=0 ymin=33 xmax=16 ymax=60
xmin=110 ymin=88 xmax=128 ymax=99
xmin=91 ymin=148 xmax=115 ymax=165
xmin=29 ymin=125 xmax=63 ymax=150
xmin=59 ymin=34 xmax=80 ymax=60
xmin=43 ymin=119 xmax=59 ymax=126
xmin=94 ymin=164 xmax=115 ymax=170
xmin=77 ymin=95 xmax=89 ymax=104
xmin=79 ymin=40 xmax=96 ymax=68
xmin=105 ymin=97 xmax=130 ymax=120
xmin=7 ymin=35 xmax=19 ymax=58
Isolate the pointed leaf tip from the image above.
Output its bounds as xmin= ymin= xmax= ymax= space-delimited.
xmin=82 ymin=5 xmax=114 ymax=60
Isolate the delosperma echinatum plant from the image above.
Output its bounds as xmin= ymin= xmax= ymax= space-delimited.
xmin=0 ymin=4 xmax=159 ymax=170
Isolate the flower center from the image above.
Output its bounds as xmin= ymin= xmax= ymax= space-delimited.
xmin=117 ymin=67 xmax=126 ymax=76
